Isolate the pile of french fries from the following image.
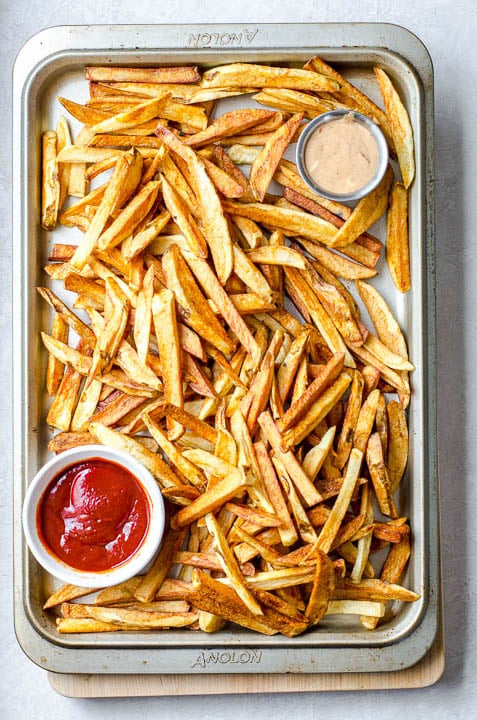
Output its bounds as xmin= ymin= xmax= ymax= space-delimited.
xmin=40 ymin=58 xmax=417 ymax=636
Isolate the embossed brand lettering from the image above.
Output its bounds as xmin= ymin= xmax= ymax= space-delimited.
xmin=187 ymin=29 xmax=259 ymax=48
xmin=191 ymin=649 xmax=263 ymax=669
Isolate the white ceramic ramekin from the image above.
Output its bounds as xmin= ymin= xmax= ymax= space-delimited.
xmin=22 ymin=444 xmax=165 ymax=588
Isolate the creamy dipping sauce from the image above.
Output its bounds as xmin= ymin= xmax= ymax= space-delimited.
xmin=304 ymin=113 xmax=380 ymax=195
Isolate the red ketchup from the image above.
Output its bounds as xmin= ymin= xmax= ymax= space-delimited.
xmin=37 ymin=458 xmax=150 ymax=572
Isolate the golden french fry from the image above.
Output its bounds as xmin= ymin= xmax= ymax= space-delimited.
xmin=386 ymin=182 xmax=411 ymax=293
xmin=45 ymin=313 xmax=68 ymax=396
xmin=305 ymin=550 xmax=335 ymax=625
xmin=375 ymin=68 xmax=415 ymax=188
xmin=334 ymin=370 xmax=364 ymax=469
xmin=182 ymin=251 xmax=261 ymax=366
xmin=41 ymin=130 xmax=60 ymax=230
xmin=366 ymin=432 xmax=398 ymax=517
xmin=160 ymin=175 xmax=208 ymax=257
xmin=162 ymin=244 xmax=235 ymax=356
xmin=223 ymin=200 xmax=337 ymax=246
xmin=202 ymin=63 xmax=340 ymax=92
xmin=86 ymin=66 xmax=200 ymax=83
xmin=155 ymin=125 xmax=233 ymax=284
xmin=171 ymin=470 xmax=250 ymax=529
xmin=387 ymin=400 xmax=408 ymax=493
xmin=330 ymin=165 xmax=393 ymax=248
xmin=315 ymin=448 xmax=363 ymax=554
xmin=249 ymin=113 xmax=303 ymax=201
xmin=152 ymin=289 xmax=183 ymax=439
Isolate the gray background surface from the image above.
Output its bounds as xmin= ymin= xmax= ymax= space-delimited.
xmin=1 ymin=0 xmax=475 ymax=717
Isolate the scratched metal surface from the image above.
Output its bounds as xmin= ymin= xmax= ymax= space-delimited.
xmin=12 ymin=23 xmax=439 ymax=674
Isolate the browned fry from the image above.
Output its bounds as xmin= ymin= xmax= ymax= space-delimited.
xmin=71 ymin=150 xmax=143 ymax=269
xmin=205 ymin=512 xmax=263 ymax=615
xmin=89 ymin=392 xmax=146 ymax=427
xmin=356 ymin=280 xmax=409 ymax=361
xmin=88 ymin=277 xmax=129 ymax=384
xmin=163 ymin=404 xmax=218 ymax=445
xmin=278 ymin=352 xmax=345 ymax=432
xmin=201 ymin=156 xmax=246 ymax=198
xmin=171 ymin=470 xmax=250 ymax=529
xmin=276 ymin=329 xmax=310 ymax=404
xmin=223 ymin=200 xmax=337 ymax=246
xmin=59 ymin=96 xmax=109 ymax=125
xmin=156 ymin=125 xmax=233 ymax=284
xmin=374 ymin=68 xmax=414 ymax=188
xmin=233 ymin=525 xmax=282 ymax=563
xmin=86 ymin=66 xmax=200 ymax=84
xmin=152 ymin=289 xmax=183 ymax=439
xmin=363 ymin=534 xmax=411 ymax=629
xmin=90 ymin=422 xmax=185 ymax=492
xmin=272 ymin=455 xmax=317 ymax=544
xmin=134 ymin=526 xmax=188 ymax=603
xmin=182 ymin=251 xmax=261 ymax=366
xmin=225 ymin=502 xmax=281 ymax=528
xmin=46 ymin=339 xmax=87 ymax=431
xmin=43 ymin=584 xmax=98 ymax=609
xmin=280 ymin=372 xmax=351 ymax=450
xmin=122 ymin=210 xmax=171 ymax=261
xmin=213 ymin=144 xmax=254 ymax=202
xmin=332 ymin=577 xmax=418 ymax=603
xmin=240 ymin=329 xmax=284 ymax=431
xmin=305 ymin=550 xmax=335 ymax=625
xmin=160 ymin=175 xmax=208 ymax=257
xmin=302 ymin=426 xmax=337 ymax=481
xmin=331 ymin=165 xmax=393 ymax=248
xmin=132 ymin=264 xmax=154 ymax=366
xmin=386 ymin=183 xmax=410 ymax=293
xmin=249 ymin=113 xmax=304 ymax=201
xmin=56 ymin=618 xmax=147 ymax=633
xmin=361 ymin=365 xmax=381 ymax=398
xmin=48 ymin=431 xmax=94 ymax=453
xmin=41 ymin=130 xmax=60 ymax=230
xmin=68 ymin=126 xmax=93 ymax=198
xmin=162 ymin=245 xmax=234 ymax=356
xmin=366 ymin=433 xmax=398 ymax=518
xmin=143 ymin=414 xmax=206 ymax=490
xmin=257 ymin=411 xmax=322 ymax=508
xmin=353 ymin=388 xmax=380 ymax=453
xmin=314 ymin=448 xmax=363 ymax=554
xmin=334 ymin=370 xmax=364 ymax=469
xmin=184 ymin=109 xmax=276 ymax=148
xmin=254 ymin=441 xmax=298 ymax=547
xmin=37 ymin=287 xmax=96 ymax=346
xmin=45 ymin=313 xmax=68 ymax=396
xmin=387 ymin=400 xmax=408 ymax=493
xmin=246 ymin=246 xmax=307 ymax=269
xmin=202 ymin=63 xmax=340 ymax=92
xmin=98 ymin=180 xmax=160 ymax=251
xmin=64 ymin=603 xmax=197 ymax=629
xmin=375 ymin=392 xmax=389 ymax=456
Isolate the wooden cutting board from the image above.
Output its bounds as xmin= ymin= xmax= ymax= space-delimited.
xmin=48 ymin=607 xmax=444 ymax=697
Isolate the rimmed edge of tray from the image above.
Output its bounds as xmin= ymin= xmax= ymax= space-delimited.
xmin=13 ymin=22 xmax=438 ymax=675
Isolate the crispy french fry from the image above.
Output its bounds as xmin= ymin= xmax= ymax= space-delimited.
xmin=156 ymin=125 xmax=233 ymax=284
xmin=249 ymin=113 xmax=303 ymax=201
xmin=45 ymin=313 xmax=68 ymax=396
xmin=386 ymin=182 xmax=410 ymax=293
xmin=202 ymin=63 xmax=340 ymax=92
xmin=315 ymin=448 xmax=363 ymax=553
xmin=280 ymin=372 xmax=351 ymax=450
xmin=85 ymin=66 xmax=200 ymax=84
xmin=374 ymin=68 xmax=415 ymax=188
xmin=41 ymin=131 xmax=60 ymax=230
xmin=334 ymin=370 xmax=364 ymax=469
xmin=152 ymin=289 xmax=183 ymax=439
xmin=160 ymin=175 xmax=208 ymax=257
xmin=387 ymin=400 xmax=408 ymax=493
xmin=330 ymin=165 xmax=393 ymax=248
xmin=171 ymin=470 xmax=250 ymax=529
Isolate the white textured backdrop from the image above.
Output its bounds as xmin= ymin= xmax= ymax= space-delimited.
xmin=1 ymin=1 xmax=475 ymax=717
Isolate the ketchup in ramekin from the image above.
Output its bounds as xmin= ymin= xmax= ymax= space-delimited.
xmin=37 ymin=458 xmax=150 ymax=572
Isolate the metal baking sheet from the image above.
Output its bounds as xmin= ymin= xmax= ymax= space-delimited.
xmin=13 ymin=22 xmax=439 ymax=675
